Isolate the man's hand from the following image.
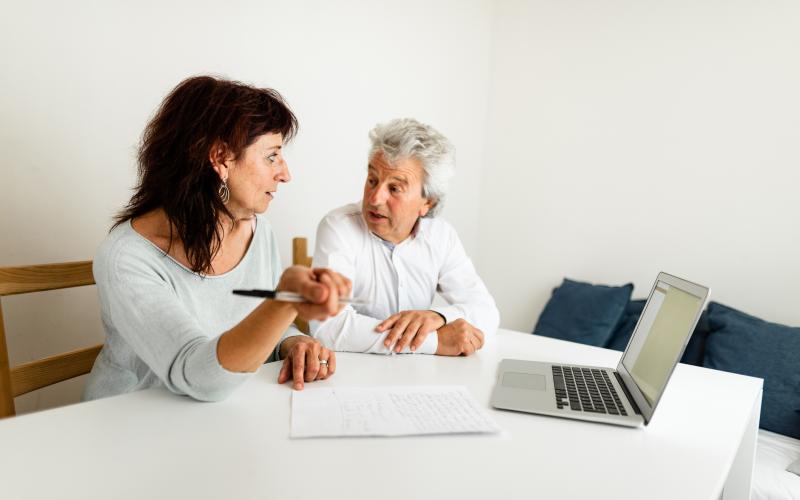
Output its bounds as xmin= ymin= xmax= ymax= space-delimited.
xmin=376 ymin=310 xmax=446 ymax=353
xmin=277 ymin=336 xmax=336 ymax=390
xmin=435 ymin=319 xmax=484 ymax=356
xmin=276 ymin=266 xmax=352 ymax=321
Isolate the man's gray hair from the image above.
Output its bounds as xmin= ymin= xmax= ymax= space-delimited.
xmin=368 ymin=118 xmax=455 ymax=218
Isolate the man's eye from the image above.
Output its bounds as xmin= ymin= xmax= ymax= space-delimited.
xmin=368 ymin=178 xmax=377 ymax=186
xmin=389 ymin=185 xmax=401 ymax=193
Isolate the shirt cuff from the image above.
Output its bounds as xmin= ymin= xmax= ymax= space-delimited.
xmin=392 ymin=332 xmax=438 ymax=355
xmin=430 ymin=305 xmax=466 ymax=325
xmin=415 ymin=332 xmax=439 ymax=355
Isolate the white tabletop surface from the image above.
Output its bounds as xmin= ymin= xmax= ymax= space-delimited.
xmin=0 ymin=329 xmax=763 ymax=500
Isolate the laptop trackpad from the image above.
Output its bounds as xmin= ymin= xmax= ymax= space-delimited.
xmin=502 ymin=372 xmax=546 ymax=390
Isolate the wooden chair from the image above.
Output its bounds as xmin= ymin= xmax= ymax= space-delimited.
xmin=0 ymin=261 xmax=103 ymax=418
xmin=292 ymin=238 xmax=312 ymax=333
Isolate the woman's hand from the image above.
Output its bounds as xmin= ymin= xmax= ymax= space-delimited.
xmin=277 ymin=336 xmax=336 ymax=390
xmin=217 ymin=267 xmax=347 ymax=374
xmin=276 ymin=266 xmax=352 ymax=320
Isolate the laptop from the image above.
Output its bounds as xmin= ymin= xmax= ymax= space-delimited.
xmin=491 ymin=272 xmax=709 ymax=427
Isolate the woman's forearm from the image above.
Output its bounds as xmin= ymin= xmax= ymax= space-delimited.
xmin=217 ymin=300 xmax=297 ymax=372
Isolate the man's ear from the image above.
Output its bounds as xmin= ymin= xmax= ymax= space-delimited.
xmin=419 ymin=198 xmax=434 ymax=218
xmin=209 ymin=140 xmax=231 ymax=180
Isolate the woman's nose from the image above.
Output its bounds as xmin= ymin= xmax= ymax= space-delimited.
xmin=277 ymin=161 xmax=291 ymax=183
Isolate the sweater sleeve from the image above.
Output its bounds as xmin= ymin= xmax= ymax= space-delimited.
xmin=96 ymin=245 xmax=252 ymax=402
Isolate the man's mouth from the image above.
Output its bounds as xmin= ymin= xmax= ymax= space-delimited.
xmin=368 ymin=210 xmax=388 ymax=221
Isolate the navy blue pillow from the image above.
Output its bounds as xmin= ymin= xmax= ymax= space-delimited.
xmin=681 ymin=311 xmax=710 ymax=366
xmin=606 ymin=301 xmax=709 ymax=367
xmin=704 ymin=302 xmax=800 ymax=439
xmin=606 ymin=300 xmax=646 ymax=351
xmin=534 ymin=279 xmax=633 ymax=347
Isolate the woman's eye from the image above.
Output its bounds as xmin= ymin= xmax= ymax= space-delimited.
xmin=267 ymin=153 xmax=278 ymax=163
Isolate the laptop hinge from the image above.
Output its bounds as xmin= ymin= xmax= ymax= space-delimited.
xmin=614 ymin=371 xmax=642 ymax=416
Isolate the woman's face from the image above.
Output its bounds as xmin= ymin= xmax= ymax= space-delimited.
xmin=225 ymin=133 xmax=290 ymax=217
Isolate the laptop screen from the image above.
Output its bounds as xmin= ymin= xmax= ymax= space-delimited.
xmin=620 ymin=280 xmax=705 ymax=406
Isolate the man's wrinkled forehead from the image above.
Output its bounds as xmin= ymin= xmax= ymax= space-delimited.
xmin=367 ymin=161 xmax=410 ymax=185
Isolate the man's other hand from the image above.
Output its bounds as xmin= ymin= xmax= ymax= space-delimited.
xmin=435 ymin=319 xmax=484 ymax=356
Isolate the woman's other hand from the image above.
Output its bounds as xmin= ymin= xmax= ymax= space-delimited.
xmin=277 ymin=336 xmax=336 ymax=390
xmin=276 ymin=266 xmax=352 ymax=320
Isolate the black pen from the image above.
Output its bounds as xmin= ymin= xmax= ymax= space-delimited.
xmin=232 ymin=289 xmax=369 ymax=306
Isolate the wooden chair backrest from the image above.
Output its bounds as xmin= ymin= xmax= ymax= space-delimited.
xmin=0 ymin=261 xmax=103 ymax=418
xmin=291 ymin=238 xmax=312 ymax=333
xmin=292 ymin=237 xmax=313 ymax=268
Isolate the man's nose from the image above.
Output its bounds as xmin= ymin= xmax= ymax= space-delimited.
xmin=368 ymin=184 xmax=388 ymax=206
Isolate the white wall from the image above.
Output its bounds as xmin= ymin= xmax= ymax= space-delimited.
xmin=0 ymin=0 xmax=494 ymax=413
xmin=479 ymin=0 xmax=800 ymax=331
xmin=3 ymin=0 xmax=799 ymax=414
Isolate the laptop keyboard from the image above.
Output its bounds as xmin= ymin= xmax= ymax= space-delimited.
xmin=551 ymin=366 xmax=627 ymax=416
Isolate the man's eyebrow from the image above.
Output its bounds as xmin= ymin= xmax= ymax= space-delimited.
xmin=390 ymin=175 xmax=408 ymax=185
xmin=366 ymin=165 xmax=407 ymax=184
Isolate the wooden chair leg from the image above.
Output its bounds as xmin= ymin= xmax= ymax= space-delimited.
xmin=0 ymin=301 xmax=17 ymax=418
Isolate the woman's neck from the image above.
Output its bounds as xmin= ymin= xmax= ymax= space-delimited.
xmin=131 ymin=209 xmax=255 ymax=275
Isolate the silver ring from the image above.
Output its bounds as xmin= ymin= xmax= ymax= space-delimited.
xmin=319 ymin=359 xmax=328 ymax=366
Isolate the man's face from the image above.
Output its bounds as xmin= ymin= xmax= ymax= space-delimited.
xmin=362 ymin=152 xmax=432 ymax=244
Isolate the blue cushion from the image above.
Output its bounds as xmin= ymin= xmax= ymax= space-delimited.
xmin=681 ymin=310 xmax=710 ymax=366
xmin=606 ymin=300 xmax=710 ymax=367
xmin=606 ymin=300 xmax=646 ymax=351
xmin=703 ymin=302 xmax=800 ymax=439
xmin=534 ymin=279 xmax=632 ymax=347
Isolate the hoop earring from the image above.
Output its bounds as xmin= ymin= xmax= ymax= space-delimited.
xmin=218 ymin=179 xmax=230 ymax=204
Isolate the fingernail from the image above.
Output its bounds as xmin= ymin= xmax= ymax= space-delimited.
xmin=410 ymin=345 xmax=416 ymax=352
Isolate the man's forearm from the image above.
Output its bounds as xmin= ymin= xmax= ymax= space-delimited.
xmin=313 ymin=308 xmax=439 ymax=354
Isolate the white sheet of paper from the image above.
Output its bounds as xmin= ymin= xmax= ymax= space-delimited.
xmin=291 ymin=385 xmax=502 ymax=438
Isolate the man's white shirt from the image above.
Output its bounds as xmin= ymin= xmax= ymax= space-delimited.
xmin=310 ymin=202 xmax=500 ymax=354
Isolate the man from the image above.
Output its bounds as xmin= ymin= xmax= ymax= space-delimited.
xmin=310 ymin=118 xmax=499 ymax=356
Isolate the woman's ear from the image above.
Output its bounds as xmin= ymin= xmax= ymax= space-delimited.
xmin=209 ymin=141 xmax=230 ymax=180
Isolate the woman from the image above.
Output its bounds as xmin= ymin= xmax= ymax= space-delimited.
xmin=83 ymin=75 xmax=349 ymax=402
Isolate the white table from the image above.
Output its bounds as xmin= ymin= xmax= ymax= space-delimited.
xmin=0 ymin=329 xmax=762 ymax=500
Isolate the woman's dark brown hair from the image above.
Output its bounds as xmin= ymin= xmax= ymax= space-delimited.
xmin=114 ymin=75 xmax=298 ymax=274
